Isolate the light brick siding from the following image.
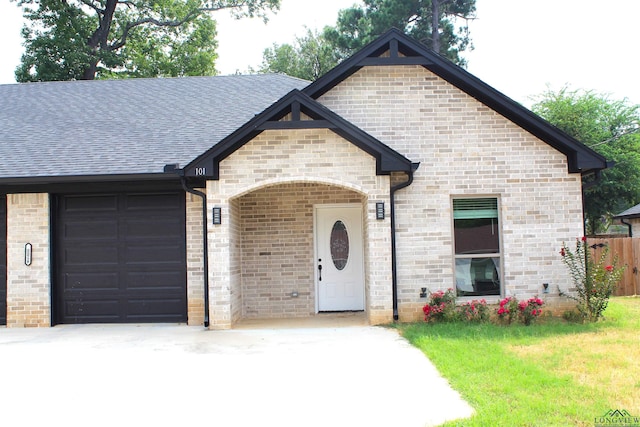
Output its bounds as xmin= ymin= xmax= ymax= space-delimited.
xmin=206 ymin=128 xmax=393 ymax=328
xmin=186 ymin=192 xmax=205 ymax=326
xmin=320 ymin=65 xmax=583 ymax=321
xmin=238 ymin=183 xmax=362 ymax=319
xmin=229 ymin=198 xmax=242 ymax=325
xmin=6 ymin=194 xmax=51 ymax=327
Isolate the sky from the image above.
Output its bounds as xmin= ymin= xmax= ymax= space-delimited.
xmin=1 ymin=0 xmax=639 ymax=107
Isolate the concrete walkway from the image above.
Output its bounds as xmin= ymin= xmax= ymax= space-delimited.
xmin=0 ymin=324 xmax=474 ymax=427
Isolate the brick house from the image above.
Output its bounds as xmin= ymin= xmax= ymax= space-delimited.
xmin=0 ymin=29 xmax=608 ymax=328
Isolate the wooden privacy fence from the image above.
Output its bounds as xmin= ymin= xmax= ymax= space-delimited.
xmin=587 ymin=237 xmax=640 ymax=296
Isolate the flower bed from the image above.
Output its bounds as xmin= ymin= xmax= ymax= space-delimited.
xmin=423 ymin=289 xmax=543 ymax=326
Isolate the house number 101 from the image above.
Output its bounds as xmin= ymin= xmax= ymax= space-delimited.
xmin=194 ymin=167 xmax=207 ymax=176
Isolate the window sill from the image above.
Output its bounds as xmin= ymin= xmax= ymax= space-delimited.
xmin=456 ymin=295 xmax=502 ymax=305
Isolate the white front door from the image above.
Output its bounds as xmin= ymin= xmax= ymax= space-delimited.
xmin=315 ymin=205 xmax=365 ymax=311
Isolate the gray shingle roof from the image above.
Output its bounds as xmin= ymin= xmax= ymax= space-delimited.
xmin=0 ymin=74 xmax=308 ymax=181
xmin=615 ymin=203 xmax=640 ymax=219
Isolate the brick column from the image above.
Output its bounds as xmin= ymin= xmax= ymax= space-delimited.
xmin=207 ymin=182 xmax=232 ymax=329
xmin=186 ymin=192 xmax=205 ymax=326
xmin=365 ymin=182 xmax=393 ymax=325
xmin=6 ymin=194 xmax=51 ymax=327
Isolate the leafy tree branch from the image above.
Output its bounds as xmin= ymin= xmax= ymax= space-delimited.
xmin=259 ymin=0 xmax=476 ymax=80
xmin=13 ymin=0 xmax=280 ymax=81
xmin=532 ymin=86 xmax=640 ymax=234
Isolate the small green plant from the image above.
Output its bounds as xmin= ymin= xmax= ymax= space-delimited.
xmin=496 ymin=296 xmax=519 ymax=325
xmin=458 ymin=299 xmax=490 ymax=323
xmin=422 ymin=288 xmax=457 ymax=322
xmin=562 ymin=309 xmax=583 ymax=323
xmin=559 ymin=237 xmax=625 ymax=322
xmin=517 ymin=297 xmax=544 ymax=325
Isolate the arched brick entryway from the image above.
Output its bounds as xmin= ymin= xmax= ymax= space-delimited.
xmin=231 ymin=182 xmax=366 ymax=321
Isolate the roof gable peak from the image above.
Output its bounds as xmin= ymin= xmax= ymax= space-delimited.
xmin=303 ymin=28 xmax=608 ymax=174
xmin=304 ymin=28 xmax=436 ymax=98
xmin=184 ymin=88 xmax=413 ymax=179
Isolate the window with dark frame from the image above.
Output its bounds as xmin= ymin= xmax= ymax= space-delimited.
xmin=453 ymin=198 xmax=501 ymax=297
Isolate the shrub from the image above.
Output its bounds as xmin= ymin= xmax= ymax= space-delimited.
xmin=457 ymin=299 xmax=490 ymax=323
xmin=559 ymin=237 xmax=625 ymax=322
xmin=517 ymin=297 xmax=544 ymax=325
xmin=422 ymin=289 xmax=457 ymax=322
xmin=496 ymin=297 xmax=519 ymax=325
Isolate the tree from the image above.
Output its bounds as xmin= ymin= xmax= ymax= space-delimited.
xmin=323 ymin=0 xmax=476 ymax=66
xmin=532 ymin=87 xmax=640 ymax=234
xmin=258 ymin=0 xmax=476 ymax=80
xmin=14 ymin=0 xmax=280 ymax=81
xmin=257 ymin=28 xmax=342 ymax=81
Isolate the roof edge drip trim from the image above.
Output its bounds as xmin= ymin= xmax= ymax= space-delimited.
xmin=0 ymin=172 xmax=177 ymax=186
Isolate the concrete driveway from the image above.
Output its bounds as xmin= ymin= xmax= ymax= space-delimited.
xmin=0 ymin=324 xmax=473 ymax=427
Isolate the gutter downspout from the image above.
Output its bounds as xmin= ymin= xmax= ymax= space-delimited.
xmin=620 ymin=218 xmax=633 ymax=237
xmin=390 ymin=162 xmax=420 ymax=321
xmin=179 ymin=175 xmax=210 ymax=328
xmin=581 ymin=169 xmax=602 ymax=237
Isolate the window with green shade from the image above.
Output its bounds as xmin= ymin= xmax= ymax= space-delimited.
xmin=453 ymin=198 xmax=501 ymax=297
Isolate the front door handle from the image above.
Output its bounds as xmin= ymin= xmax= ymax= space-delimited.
xmin=318 ymin=259 xmax=322 ymax=281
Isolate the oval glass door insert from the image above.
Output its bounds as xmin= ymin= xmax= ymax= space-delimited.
xmin=330 ymin=220 xmax=349 ymax=270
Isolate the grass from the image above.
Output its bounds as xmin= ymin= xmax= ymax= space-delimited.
xmin=398 ymin=297 xmax=640 ymax=426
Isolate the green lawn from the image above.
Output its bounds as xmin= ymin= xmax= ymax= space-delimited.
xmin=398 ymin=297 xmax=640 ymax=427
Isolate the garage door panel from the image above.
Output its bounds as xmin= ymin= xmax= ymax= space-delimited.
xmin=126 ymin=271 xmax=185 ymax=291
xmin=63 ymin=299 xmax=121 ymax=321
xmin=124 ymin=218 xmax=183 ymax=239
xmin=125 ymin=244 xmax=185 ymax=264
xmin=127 ymin=298 xmax=186 ymax=322
xmin=63 ymin=194 xmax=118 ymax=212
xmin=63 ymin=272 xmax=119 ymax=291
xmin=63 ymin=245 xmax=119 ymax=265
xmin=63 ymin=220 xmax=118 ymax=240
xmin=55 ymin=192 xmax=187 ymax=324
xmin=125 ymin=193 xmax=183 ymax=211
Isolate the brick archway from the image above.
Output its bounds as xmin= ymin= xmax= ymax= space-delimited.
xmin=232 ymin=182 xmax=365 ymax=321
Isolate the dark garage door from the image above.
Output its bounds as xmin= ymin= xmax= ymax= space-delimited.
xmin=55 ymin=192 xmax=187 ymax=324
xmin=0 ymin=196 xmax=6 ymax=325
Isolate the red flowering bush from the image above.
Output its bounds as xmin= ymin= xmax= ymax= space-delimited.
xmin=518 ymin=297 xmax=544 ymax=325
xmin=422 ymin=289 xmax=457 ymax=322
xmin=458 ymin=299 xmax=490 ymax=323
xmin=496 ymin=296 xmax=544 ymax=325
xmin=559 ymin=237 xmax=625 ymax=322
xmin=496 ymin=297 xmax=518 ymax=325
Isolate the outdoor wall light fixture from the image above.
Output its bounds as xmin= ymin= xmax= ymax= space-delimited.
xmin=543 ymin=283 xmax=549 ymax=294
xmin=420 ymin=287 xmax=428 ymax=298
xmin=212 ymin=207 xmax=222 ymax=225
xmin=376 ymin=202 xmax=385 ymax=220
xmin=25 ymin=243 xmax=32 ymax=266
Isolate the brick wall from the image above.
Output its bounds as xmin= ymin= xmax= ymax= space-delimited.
xmin=320 ymin=65 xmax=584 ymax=321
xmin=206 ymin=128 xmax=393 ymax=327
xmin=6 ymin=193 xmax=50 ymax=327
